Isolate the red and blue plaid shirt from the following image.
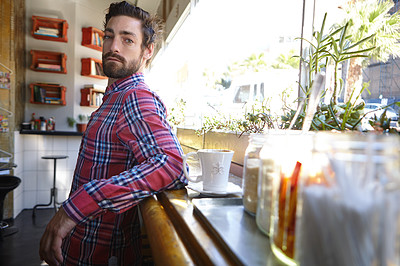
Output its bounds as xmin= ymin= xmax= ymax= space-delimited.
xmin=61 ymin=73 xmax=187 ymax=265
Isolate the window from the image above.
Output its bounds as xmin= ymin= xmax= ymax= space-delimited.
xmin=233 ymin=85 xmax=250 ymax=103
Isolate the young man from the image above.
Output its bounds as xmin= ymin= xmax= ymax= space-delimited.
xmin=39 ymin=2 xmax=187 ymax=265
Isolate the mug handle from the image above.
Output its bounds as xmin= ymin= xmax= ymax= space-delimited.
xmin=182 ymin=152 xmax=202 ymax=182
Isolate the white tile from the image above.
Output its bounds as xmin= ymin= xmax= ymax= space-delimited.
xmin=57 ymin=170 xmax=73 ymax=190
xmin=14 ymin=184 xmax=23 ymax=197
xmin=37 ymin=190 xmax=52 ymax=206
xmin=23 ymin=170 xmax=38 ymax=191
xmin=37 ymin=170 xmax=53 ymax=190
xmin=23 ymin=151 xmax=38 ymax=171
xmin=23 ymin=191 xmax=37 ymax=209
xmin=55 ymin=155 xmax=68 ymax=171
xmin=38 ymin=135 xmax=53 ymax=151
xmin=14 ymin=131 xmax=23 ymax=153
xmin=38 ymin=154 xmax=53 ymax=171
xmin=14 ymin=192 xmax=23 ymax=218
xmin=14 ymin=152 xmax=23 ymax=174
xmin=23 ymin=135 xmax=38 ymax=151
xmin=67 ymin=136 xmax=82 ymax=151
xmin=66 ymin=151 xmax=78 ymax=171
xmin=53 ymin=136 xmax=68 ymax=151
xmin=56 ymin=189 xmax=69 ymax=203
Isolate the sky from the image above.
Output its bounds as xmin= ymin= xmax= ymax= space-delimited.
xmin=146 ymin=0 xmax=347 ymax=124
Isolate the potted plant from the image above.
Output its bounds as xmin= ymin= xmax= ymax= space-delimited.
xmin=67 ymin=114 xmax=90 ymax=133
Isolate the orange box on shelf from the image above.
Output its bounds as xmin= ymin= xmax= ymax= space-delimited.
xmin=82 ymin=27 xmax=104 ymax=52
xmin=31 ymin=16 xmax=68 ymax=42
xmin=30 ymin=50 xmax=67 ymax=74
xmin=81 ymin=58 xmax=107 ymax=79
xmin=29 ymin=83 xmax=66 ymax=106
xmin=80 ymin=87 xmax=105 ymax=108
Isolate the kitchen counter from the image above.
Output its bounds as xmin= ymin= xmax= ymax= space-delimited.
xmin=140 ymin=187 xmax=286 ymax=265
xmin=20 ymin=129 xmax=83 ymax=136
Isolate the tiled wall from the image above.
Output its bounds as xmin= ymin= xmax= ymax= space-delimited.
xmin=13 ymin=131 xmax=82 ymax=218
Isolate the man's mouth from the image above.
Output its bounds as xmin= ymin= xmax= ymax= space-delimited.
xmin=106 ymin=56 xmax=122 ymax=63
xmin=104 ymin=52 xmax=125 ymax=63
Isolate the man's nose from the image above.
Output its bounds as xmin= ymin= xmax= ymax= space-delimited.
xmin=109 ymin=38 xmax=120 ymax=53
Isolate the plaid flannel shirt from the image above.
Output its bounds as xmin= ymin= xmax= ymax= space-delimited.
xmin=61 ymin=73 xmax=187 ymax=265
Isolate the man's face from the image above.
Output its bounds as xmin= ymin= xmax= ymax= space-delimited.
xmin=102 ymin=15 xmax=151 ymax=78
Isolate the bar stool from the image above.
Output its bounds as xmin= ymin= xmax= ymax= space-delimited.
xmin=0 ymin=175 xmax=21 ymax=240
xmin=32 ymin=155 xmax=68 ymax=217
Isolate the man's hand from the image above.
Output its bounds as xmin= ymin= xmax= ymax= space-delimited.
xmin=39 ymin=207 xmax=77 ymax=265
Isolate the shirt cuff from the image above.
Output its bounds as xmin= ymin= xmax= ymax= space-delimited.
xmin=62 ymin=187 xmax=103 ymax=224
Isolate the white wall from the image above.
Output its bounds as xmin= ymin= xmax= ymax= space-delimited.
xmin=13 ymin=131 xmax=81 ymax=217
xmin=25 ymin=0 xmax=109 ymax=131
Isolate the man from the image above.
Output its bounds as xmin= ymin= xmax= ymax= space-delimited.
xmin=39 ymin=2 xmax=187 ymax=265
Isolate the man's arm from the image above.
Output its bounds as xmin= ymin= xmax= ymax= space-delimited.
xmin=39 ymin=207 xmax=77 ymax=265
xmin=63 ymin=87 xmax=187 ymax=224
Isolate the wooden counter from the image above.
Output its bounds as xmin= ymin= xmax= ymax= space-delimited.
xmin=140 ymin=188 xmax=286 ymax=266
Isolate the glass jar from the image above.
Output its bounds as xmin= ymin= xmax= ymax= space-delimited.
xmin=295 ymin=132 xmax=400 ymax=266
xmin=256 ymin=132 xmax=281 ymax=236
xmin=269 ymin=131 xmax=314 ymax=266
xmin=242 ymin=134 xmax=267 ymax=216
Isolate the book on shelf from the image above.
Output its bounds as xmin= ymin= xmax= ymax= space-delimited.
xmin=93 ymin=32 xmax=98 ymax=46
xmin=34 ymin=32 xmax=59 ymax=37
xmin=96 ymin=92 xmax=104 ymax=106
xmin=37 ymin=27 xmax=60 ymax=34
xmin=91 ymin=60 xmax=96 ymax=76
xmin=95 ymin=62 xmax=104 ymax=76
xmin=33 ymin=86 xmax=46 ymax=103
xmin=34 ymin=27 xmax=60 ymax=37
xmin=44 ymin=99 xmax=62 ymax=104
xmin=37 ymin=63 xmax=61 ymax=71
xmin=45 ymin=97 xmax=61 ymax=101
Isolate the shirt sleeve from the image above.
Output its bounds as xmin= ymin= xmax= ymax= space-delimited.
xmin=62 ymin=87 xmax=187 ymax=225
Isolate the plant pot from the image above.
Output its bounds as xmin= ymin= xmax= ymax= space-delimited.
xmin=76 ymin=123 xmax=87 ymax=133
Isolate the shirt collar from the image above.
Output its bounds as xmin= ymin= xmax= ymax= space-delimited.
xmin=105 ymin=73 xmax=145 ymax=94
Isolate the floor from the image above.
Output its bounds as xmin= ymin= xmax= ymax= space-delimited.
xmin=0 ymin=208 xmax=55 ymax=266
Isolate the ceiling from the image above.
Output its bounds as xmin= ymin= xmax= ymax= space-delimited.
xmin=133 ymin=0 xmax=162 ymax=14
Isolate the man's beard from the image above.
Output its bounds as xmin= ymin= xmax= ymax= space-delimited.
xmin=102 ymin=51 xmax=143 ymax=79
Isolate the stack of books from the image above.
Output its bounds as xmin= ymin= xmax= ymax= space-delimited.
xmin=90 ymin=60 xmax=105 ymax=76
xmin=92 ymin=32 xmax=103 ymax=47
xmin=33 ymin=27 xmax=60 ymax=38
xmin=84 ymin=84 xmax=106 ymax=106
xmin=33 ymin=83 xmax=63 ymax=104
xmin=37 ymin=63 xmax=61 ymax=72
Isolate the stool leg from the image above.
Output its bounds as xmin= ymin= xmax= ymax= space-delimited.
xmin=53 ymin=158 xmax=57 ymax=212
xmin=32 ymin=158 xmax=58 ymax=218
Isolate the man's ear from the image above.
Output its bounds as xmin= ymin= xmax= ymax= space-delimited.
xmin=144 ymin=43 xmax=154 ymax=60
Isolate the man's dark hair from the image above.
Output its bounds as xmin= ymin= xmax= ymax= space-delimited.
xmin=104 ymin=1 xmax=164 ymax=66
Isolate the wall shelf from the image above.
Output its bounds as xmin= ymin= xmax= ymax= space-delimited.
xmin=31 ymin=15 xmax=68 ymax=43
xmin=81 ymin=58 xmax=107 ymax=79
xmin=82 ymin=27 xmax=104 ymax=52
xmin=29 ymin=83 xmax=66 ymax=105
xmin=80 ymin=86 xmax=105 ymax=108
xmin=30 ymin=50 xmax=67 ymax=74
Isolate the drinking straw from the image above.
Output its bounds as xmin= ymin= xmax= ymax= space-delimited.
xmin=302 ymin=73 xmax=325 ymax=133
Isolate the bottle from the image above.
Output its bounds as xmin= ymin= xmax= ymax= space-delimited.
xmin=39 ymin=116 xmax=46 ymax=131
xmin=46 ymin=117 xmax=55 ymax=131
xmin=295 ymin=132 xmax=400 ymax=266
xmin=268 ymin=131 xmax=313 ymax=265
xmin=242 ymin=134 xmax=266 ymax=216
xmin=30 ymin=113 xmax=36 ymax=130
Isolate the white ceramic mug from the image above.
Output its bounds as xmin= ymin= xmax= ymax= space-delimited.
xmin=183 ymin=149 xmax=234 ymax=192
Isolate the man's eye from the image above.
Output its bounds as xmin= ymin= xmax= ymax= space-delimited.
xmin=104 ymin=35 xmax=111 ymax=40
xmin=125 ymin=39 xmax=134 ymax=44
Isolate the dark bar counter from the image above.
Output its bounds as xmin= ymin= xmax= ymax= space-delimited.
xmin=140 ymin=188 xmax=285 ymax=266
